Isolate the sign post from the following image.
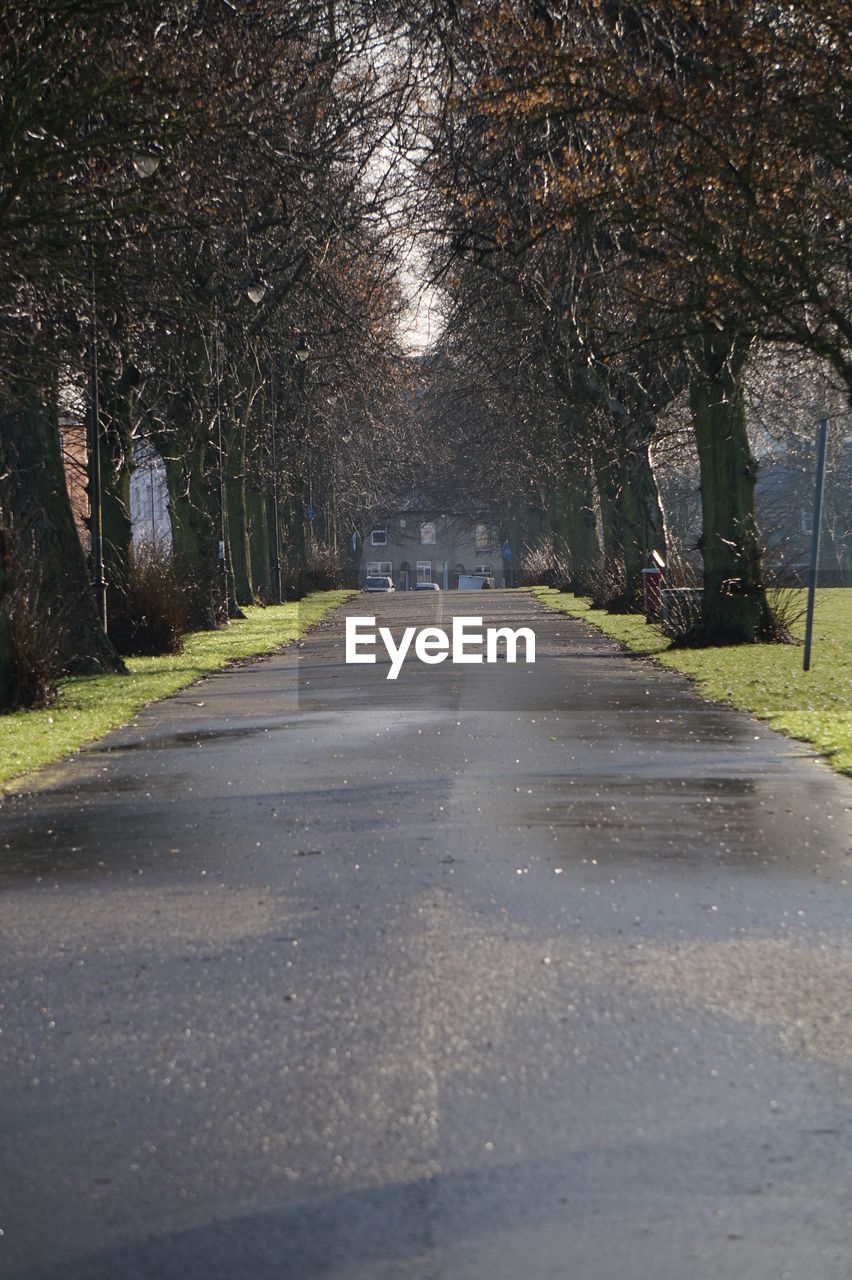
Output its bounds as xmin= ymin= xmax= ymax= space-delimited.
xmin=803 ymin=419 xmax=828 ymax=672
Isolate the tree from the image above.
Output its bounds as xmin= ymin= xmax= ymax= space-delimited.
xmin=0 ymin=0 xmax=424 ymax=701
xmin=415 ymin=0 xmax=848 ymax=639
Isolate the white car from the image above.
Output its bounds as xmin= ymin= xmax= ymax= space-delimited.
xmin=414 ymin=582 xmax=441 ymax=592
xmin=362 ymin=575 xmax=395 ymax=593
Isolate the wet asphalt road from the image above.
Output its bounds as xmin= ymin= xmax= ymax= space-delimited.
xmin=1 ymin=589 xmax=851 ymax=1280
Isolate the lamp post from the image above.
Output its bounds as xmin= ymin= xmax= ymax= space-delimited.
xmin=87 ymin=142 xmax=160 ymax=632
xmin=245 ymin=282 xmax=285 ymax=604
xmin=329 ymin=401 xmax=350 ymax=559
xmin=132 ymin=150 xmax=161 ymax=180
xmin=266 ymin=335 xmax=309 ymax=602
xmin=294 ymin=336 xmax=310 ymax=552
xmin=212 ymin=279 xmax=268 ymax=623
xmin=213 ymin=299 xmax=228 ymax=622
xmin=269 ymin=358 xmax=282 ymax=604
xmin=86 ymin=231 xmax=106 ymax=630
xmin=803 ymin=418 xmax=829 ymax=672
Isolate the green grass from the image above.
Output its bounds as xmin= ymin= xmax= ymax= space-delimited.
xmin=0 ymin=590 xmax=354 ymax=790
xmin=531 ymin=586 xmax=852 ymax=776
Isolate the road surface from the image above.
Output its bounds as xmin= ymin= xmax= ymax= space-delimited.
xmin=1 ymin=590 xmax=851 ymax=1279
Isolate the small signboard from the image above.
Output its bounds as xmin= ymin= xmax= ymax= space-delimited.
xmin=305 ymin=507 xmax=315 ymax=521
xmin=501 ymin=541 xmax=512 ymax=560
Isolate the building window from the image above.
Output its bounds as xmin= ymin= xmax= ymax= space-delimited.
xmin=367 ymin=561 xmax=392 ymax=576
xmin=371 ymin=527 xmax=387 ymax=545
xmin=416 ymin=561 xmax=432 ymax=584
xmin=420 ymin=521 xmax=436 ymax=545
xmin=474 ymin=564 xmax=492 ymax=576
xmin=475 ymin=522 xmax=490 ymax=552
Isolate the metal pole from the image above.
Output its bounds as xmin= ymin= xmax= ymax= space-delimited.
xmin=149 ymin=447 xmax=156 ymax=545
xmin=296 ymin=353 xmax=309 ymax=560
xmin=86 ymin=245 xmax=108 ymax=629
xmin=332 ymin=472 xmax=337 ymax=557
xmin=83 ymin=115 xmax=107 ymax=633
xmin=803 ymin=418 xmax=828 ymax=672
xmin=214 ymin=302 xmax=228 ymax=622
xmin=270 ymin=358 xmax=282 ymax=604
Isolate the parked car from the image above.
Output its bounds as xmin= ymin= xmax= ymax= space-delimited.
xmin=414 ymin=581 xmax=441 ymax=591
xmin=458 ymin=574 xmax=495 ymax=589
xmin=362 ymin=575 xmax=395 ymax=593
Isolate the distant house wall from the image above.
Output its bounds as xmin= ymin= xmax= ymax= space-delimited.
xmin=130 ymin=437 xmax=172 ymax=553
xmin=756 ymin=452 xmax=851 ymax=585
xmin=658 ymin=440 xmax=851 ymax=587
xmin=360 ymin=513 xmax=503 ymax=588
xmin=59 ymin=425 xmax=173 ymax=559
xmin=58 ymin=416 xmax=89 ymax=550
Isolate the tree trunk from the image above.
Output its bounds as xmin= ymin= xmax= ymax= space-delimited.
xmin=619 ymin=421 xmax=667 ymax=607
xmin=246 ymin=484 xmax=271 ymax=601
xmin=0 ymin=506 xmax=14 ymax=707
xmin=549 ymin=459 xmax=602 ymax=593
xmin=226 ymin=446 xmax=252 ymax=607
xmin=100 ymin=359 xmax=139 ymax=643
xmin=220 ymin=359 xmax=256 ymax=613
xmin=161 ymin=436 xmax=220 ymax=628
xmin=689 ymin=331 xmax=774 ymax=642
xmin=0 ymin=377 xmax=125 ymax=681
xmin=155 ymin=323 xmax=220 ymax=629
xmin=282 ymin=491 xmax=308 ymax=589
xmin=592 ymin=440 xmax=627 ymax=608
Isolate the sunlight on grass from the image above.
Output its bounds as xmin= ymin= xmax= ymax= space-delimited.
xmin=0 ymin=591 xmax=354 ymax=789
xmin=532 ymin=587 xmax=852 ymax=776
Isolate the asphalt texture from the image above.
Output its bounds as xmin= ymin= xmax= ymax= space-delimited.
xmin=1 ymin=589 xmax=851 ymax=1280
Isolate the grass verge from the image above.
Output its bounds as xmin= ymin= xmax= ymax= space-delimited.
xmin=531 ymin=586 xmax=852 ymax=777
xmin=0 ymin=590 xmax=354 ymax=791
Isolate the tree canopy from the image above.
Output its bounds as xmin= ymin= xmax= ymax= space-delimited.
xmin=1 ymin=1 xmax=849 ymax=705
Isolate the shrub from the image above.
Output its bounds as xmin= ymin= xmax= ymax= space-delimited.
xmin=765 ymin=586 xmax=804 ymax=643
xmin=171 ymin=551 xmax=221 ymax=631
xmin=297 ymin=540 xmax=345 ymax=594
xmin=661 ymin=544 xmax=796 ymax=646
xmin=112 ymin=543 xmax=190 ymax=655
xmin=0 ymin=514 xmax=65 ymax=710
xmin=1 ymin=577 xmax=64 ymax=709
xmin=517 ymin=540 xmax=575 ymax=591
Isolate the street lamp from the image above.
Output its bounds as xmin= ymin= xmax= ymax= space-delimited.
xmin=209 ymin=279 xmax=269 ymax=623
xmin=268 ymin=359 xmax=283 ymax=603
xmin=326 ymin=395 xmax=349 ymax=555
xmin=87 ymin=142 xmax=160 ymax=633
xmin=265 ymin=337 xmax=311 ymax=602
xmin=212 ymin=300 xmax=228 ymax=622
xmin=294 ymin=337 xmax=312 ymax=551
xmin=803 ymin=418 xmax=829 ymax=672
xmin=245 ymin=283 xmax=283 ymax=602
xmin=132 ymin=150 xmax=161 ymax=179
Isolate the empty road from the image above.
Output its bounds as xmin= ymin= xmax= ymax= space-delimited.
xmin=1 ymin=590 xmax=851 ymax=1279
